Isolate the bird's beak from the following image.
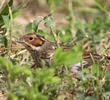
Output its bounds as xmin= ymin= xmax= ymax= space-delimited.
xmin=17 ymin=38 xmax=25 ymax=43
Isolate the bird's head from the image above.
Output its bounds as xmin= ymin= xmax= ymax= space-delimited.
xmin=17 ymin=33 xmax=46 ymax=51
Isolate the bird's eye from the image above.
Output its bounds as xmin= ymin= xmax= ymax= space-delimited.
xmin=29 ymin=37 xmax=34 ymax=40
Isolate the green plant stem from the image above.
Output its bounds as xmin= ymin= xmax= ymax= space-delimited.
xmin=94 ymin=0 xmax=110 ymax=16
xmin=8 ymin=6 xmax=13 ymax=56
xmin=7 ymin=73 xmax=12 ymax=90
xmin=50 ymin=26 xmax=59 ymax=47
xmin=68 ymin=0 xmax=75 ymax=37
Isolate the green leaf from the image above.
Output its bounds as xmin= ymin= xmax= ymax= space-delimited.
xmin=77 ymin=72 xmax=85 ymax=80
xmin=45 ymin=17 xmax=54 ymax=27
xmin=32 ymin=18 xmax=43 ymax=32
xmin=0 ymin=57 xmax=13 ymax=72
xmin=7 ymin=92 xmax=18 ymax=100
xmin=52 ymin=76 xmax=60 ymax=83
xmin=103 ymin=92 xmax=110 ymax=99
xmin=0 ymin=34 xmax=8 ymax=47
xmin=25 ymin=22 xmax=33 ymax=33
xmin=0 ymin=0 xmax=13 ymax=26
xmin=23 ymin=68 xmax=32 ymax=76
xmin=13 ymin=66 xmax=32 ymax=77
xmin=53 ymin=46 xmax=82 ymax=66
xmin=2 ymin=15 xmax=10 ymax=30
xmin=25 ymin=18 xmax=43 ymax=33
xmin=36 ymin=93 xmax=48 ymax=100
xmin=33 ymin=68 xmax=60 ymax=85
xmin=91 ymin=64 xmax=97 ymax=74
xmin=85 ymin=96 xmax=97 ymax=100
xmin=105 ymin=71 xmax=110 ymax=81
xmin=94 ymin=0 xmax=109 ymax=15
xmin=77 ymin=93 xmax=85 ymax=100
xmin=1 ymin=0 xmax=13 ymax=15
xmin=12 ymin=8 xmax=24 ymax=19
xmin=38 ymin=29 xmax=54 ymax=41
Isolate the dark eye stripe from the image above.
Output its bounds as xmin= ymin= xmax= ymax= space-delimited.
xmin=36 ymin=35 xmax=45 ymax=45
xmin=40 ymin=38 xmax=45 ymax=45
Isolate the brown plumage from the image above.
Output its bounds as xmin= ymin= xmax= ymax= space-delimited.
xmin=18 ymin=33 xmax=106 ymax=73
xmin=18 ymin=33 xmax=57 ymax=68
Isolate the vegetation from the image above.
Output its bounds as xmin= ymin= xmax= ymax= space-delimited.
xmin=0 ymin=0 xmax=110 ymax=100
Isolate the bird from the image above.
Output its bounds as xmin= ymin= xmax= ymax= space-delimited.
xmin=17 ymin=33 xmax=57 ymax=68
xmin=17 ymin=33 xmax=105 ymax=73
